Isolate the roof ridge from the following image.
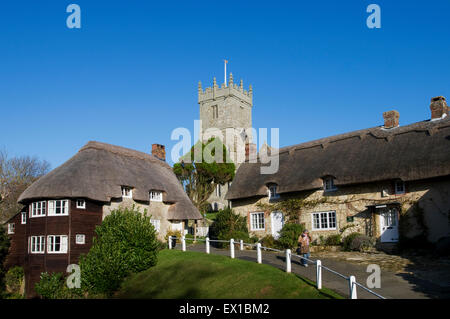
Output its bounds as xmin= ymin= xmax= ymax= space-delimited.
xmin=79 ymin=141 xmax=171 ymax=169
xmin=276 ymin=116 xmax=450 ymax=155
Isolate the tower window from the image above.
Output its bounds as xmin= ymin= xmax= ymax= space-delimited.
xmin=212 ymin=105 xmax=219 ymax=119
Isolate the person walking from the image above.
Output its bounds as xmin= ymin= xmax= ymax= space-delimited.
xmin=297 ymin=230 xmax=311 ymax=267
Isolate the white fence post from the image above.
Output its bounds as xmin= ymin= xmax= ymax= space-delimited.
xmin=257 ymin=243 xmax=262 ymax=264
xmin=316 ymin=260 xmax=322 ymax=290
xmin=286 ymin=249 xmax=291 ymax=273
xmin=182 ymin=236 xmax=186 ymax=252
xmin=240 ymin=239 xmax=243 ymax=251
xmin=168 ymin=236 xmax=172 ymax=249
xmin=230 ymin=239 xmax=235 ymax=259
xmin=349 ymin=275 xmax=357 ymax=299
xmin=206 ymin=237 xmax=210 ymax=254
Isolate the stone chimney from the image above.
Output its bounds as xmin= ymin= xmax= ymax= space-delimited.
xmin=151 ymin=144 xmax=166 ymax=161
xmin=430 ymin=96 xmax=448 ymax=120
xmin=382 ymin=110 xmax=400 ymax=129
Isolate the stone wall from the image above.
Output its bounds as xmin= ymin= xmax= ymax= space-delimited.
xmin=231 ymin=177 xmax=450 ymax=243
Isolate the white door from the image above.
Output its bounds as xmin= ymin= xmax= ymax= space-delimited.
xmin=271 ymin=211 xmax=284 ymax=239
xmin=379 ymin=207 xmax=399 ymax=242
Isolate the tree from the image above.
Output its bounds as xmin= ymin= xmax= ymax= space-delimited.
xmin=79 ymin=206 xmax=159 ymax=296
xmin=173 ymin=138 xmax=235 ymax=213
xmin=0 ymin=150 xmax=50 ymax=223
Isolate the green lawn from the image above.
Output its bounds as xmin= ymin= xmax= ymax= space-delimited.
xmin=116 ymin=249 xmax=342 ymax=299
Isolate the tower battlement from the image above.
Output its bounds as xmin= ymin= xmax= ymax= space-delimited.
xmin=198 ymin=73 xmax=253 ymax=106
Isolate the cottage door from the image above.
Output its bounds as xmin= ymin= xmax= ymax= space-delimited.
xmin=271 ymin=211 xmax=284 ymax=239
xmin=379 ymin=207 xmax=399 ymax=242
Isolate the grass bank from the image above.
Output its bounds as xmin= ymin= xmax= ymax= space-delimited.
xmin=116 ymin=249 xmax=342 ymax=299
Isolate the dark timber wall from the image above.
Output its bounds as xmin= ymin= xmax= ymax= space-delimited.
xmin=4 ymin=199 xmax=103 ymax=298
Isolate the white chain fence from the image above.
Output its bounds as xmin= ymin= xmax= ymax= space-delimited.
xmin=168 ymin=236 xmax=386 ymax=299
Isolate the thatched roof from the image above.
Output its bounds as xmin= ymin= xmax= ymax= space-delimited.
xmin=226 ymin=116 xmax=450 ymax=200
xmin=18 ymin=141 xmax=202 ymax=220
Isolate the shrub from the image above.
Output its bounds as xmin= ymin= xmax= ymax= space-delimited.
xmin=79 ymin=206 xmax=159 ymax=296
xmin=0 ymin=227 xmax=10 ymax=293
xmin=164 ymin=230 xmax=182 ymax=244
xmin=277 ymin=223 xmax=305 ymax=250
xmin=343 ymin=232 xmax=375 ymax=251
xmin=323 ymin=234 xmax=342 ymax=246
xmin=35 ymin=272 xmax=84 ymax=299
xmin=260 ymin=235 xmax=277 ymax=248
xmin=5 ymin=266 xmax=24 ymax=295
xmin=343 ymin=232 xmax=361 ymax=251
xmin=350 ymin=235 xmax=375 ymax=252
xmin=209 ymin=208 xmax=250 ymax=247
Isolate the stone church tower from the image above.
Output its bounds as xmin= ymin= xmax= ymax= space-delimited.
xmin=198 ymin=72 xmax=254 ymax=211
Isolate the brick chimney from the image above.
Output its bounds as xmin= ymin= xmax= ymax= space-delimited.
xmin=151 ymin=144 xmax=166 ymax=161
xmin=382 ymin=110 xmax=400 ymax=129
xmin=430 ymin=96 xmax=448 ymax=120
xmin=245 ymin=143 xmax=257 ymax=162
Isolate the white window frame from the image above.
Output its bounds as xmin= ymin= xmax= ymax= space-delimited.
xmin=150 ymin=219 xmax=161 ymax=233
xmin=122 ymin=187 xmax=132 ymax=198
xmin=250 ymin=212 xmax=265 ymax=231
xmin=48 ymin=200 xmax=69 ymax=216
xmin=31 ymin=201 xmax=47 ymax=218
xmin=268 ymin=185 xmax=280 ymax=200
xmin=47 ymin=235 xmax=68 ymax=254
xmin=75 ymin=234 xmax=85 ymax=245
xmin=311 ymin=211 xmax=337 ymax=231
xmin=149 ymin=191 xmax=162 ymax=202
xmin=8 ymin=223 xmax=15 ymax=234
xmin=216 ymin=184 xmax=221 ymax=197
xmin=323 ymin=177 xmax=337 ymax=192
xmin=29 ymin=236 xmax=45 ymax=254
xmin=395 ymin=181 xmax=405 ymax=195
xmin=21 ymin=212 xmax=27 ymax=224
xmin=76 ymin=199 xmax=86 ymax=209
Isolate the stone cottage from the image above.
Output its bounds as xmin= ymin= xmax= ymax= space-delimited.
xmin=226 ymin=96 xmax=450 ymax=246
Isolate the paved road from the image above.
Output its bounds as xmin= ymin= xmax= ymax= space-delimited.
xmin=174 ymin=242 xmax=446 ymax=299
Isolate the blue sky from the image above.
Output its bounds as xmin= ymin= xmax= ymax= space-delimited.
xmin=1 ymin=0 xmax=449 ymax=168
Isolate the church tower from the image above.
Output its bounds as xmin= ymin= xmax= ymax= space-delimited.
xmin=198 ymin=71 xmax=254 ymax=211
xmin=198 ymin=72 xmax=253 ymax=164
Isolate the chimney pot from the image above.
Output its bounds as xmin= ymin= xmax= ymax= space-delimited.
xmin=151 ymin=144 xmax=166 ymax=161
xmin=382 ymin=110 xmax=400 ymax=129
xmin=430 ymin=96 xmax=448 ymax=120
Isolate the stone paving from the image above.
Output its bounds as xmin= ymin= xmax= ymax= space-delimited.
xmin=175 ymin=242 xmax=450 ymax=299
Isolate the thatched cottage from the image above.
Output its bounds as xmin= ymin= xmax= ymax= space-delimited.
xmin=5 ymin=141 xmax=202 ymax=296
xmin=226 ymin=96 xmax=450 ymax=246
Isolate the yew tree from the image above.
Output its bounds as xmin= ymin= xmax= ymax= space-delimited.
xmin=173 ymin=138 xmax=235 ymax=212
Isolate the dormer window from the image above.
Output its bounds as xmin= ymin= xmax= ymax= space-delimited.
xmin=149 ymin=191 xmax=162 ymax=202
xmin=395 ymin=180 xmax=405 ymax=195
xmin=122 ymin=187 xmax=132 ymax=198
xmin=323 ymin=177 xmax=337 ymax=192
xmin=76 ymin=199 xmax=86 ymax=209
xmin=268 ymin=184 xmax=280 ymax=200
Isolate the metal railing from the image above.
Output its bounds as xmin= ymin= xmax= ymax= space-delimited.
xmin=168 ymin=235 xmax=385 ymax=299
